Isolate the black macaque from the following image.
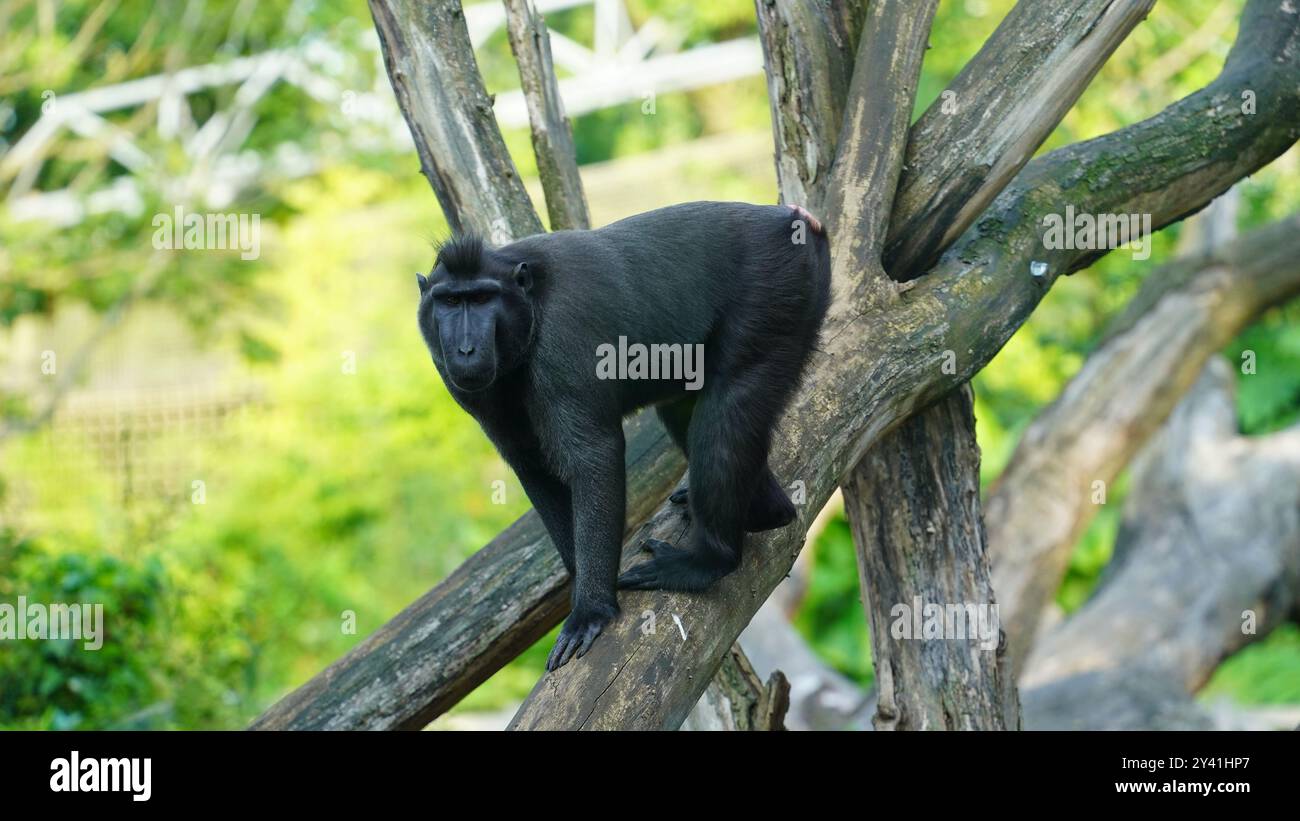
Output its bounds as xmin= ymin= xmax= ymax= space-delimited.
xmin=416 ymin=201 xmax=831 ymax=670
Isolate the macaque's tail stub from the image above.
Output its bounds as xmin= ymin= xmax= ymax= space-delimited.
xmin=789 ymin=204 xmax=825 ymax=236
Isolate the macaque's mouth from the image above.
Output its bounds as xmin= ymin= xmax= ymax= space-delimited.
xmin=445 ymin=367 xmax=497 ymax=393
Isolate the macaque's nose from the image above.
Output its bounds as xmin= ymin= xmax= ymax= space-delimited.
xmin=458 ymin=307 xmax=474 ymax=355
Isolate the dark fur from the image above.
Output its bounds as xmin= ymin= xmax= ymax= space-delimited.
xmin=416 ymin=201 xmax=831 ymax=670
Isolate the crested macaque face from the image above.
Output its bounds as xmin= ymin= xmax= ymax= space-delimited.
xmin=417 ymin=250 xmax=534 ymax=394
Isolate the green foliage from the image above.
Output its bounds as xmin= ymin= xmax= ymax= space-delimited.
xmin=0 ymin=528 xmax=171 ymax=730
xmin=1203 ymin=625 xmax=1300 ymax=704
xmin=792 ymin=517 xmax=874 ymax=687
xmin=1227 ymin=303 xmax=1300 ymax=433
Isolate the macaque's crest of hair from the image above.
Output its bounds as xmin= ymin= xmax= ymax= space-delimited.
xmin=436 ymin=233 xmax=486 ymax=275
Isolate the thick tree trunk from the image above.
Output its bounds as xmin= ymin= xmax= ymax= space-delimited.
xmin=254 ymin=0 xmax=1300 ymax=731
xmin=845 ymin=386 xmax=1018 ymax=730
xmin=1021 ymin=359 xmax=1300 ymax=729
xmin=988 ymin=209 xmax=1300 ymax=671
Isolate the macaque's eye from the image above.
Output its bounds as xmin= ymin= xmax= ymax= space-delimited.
xmin=469 ymin=292 xmax=494 ymax=305
xmin=439 ymin=295 xmax=462 ymax=307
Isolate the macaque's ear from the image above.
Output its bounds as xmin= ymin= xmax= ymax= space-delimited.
xmin=513 ymin=262 xmax=532 ymax=292
xmin=416 ymin=272 xmax=430 ymax=293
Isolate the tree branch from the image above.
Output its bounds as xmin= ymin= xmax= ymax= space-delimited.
xmin=754 ymin=0 xmax=867 ymax=210
xmin=503 ymin=0 xmax=591 ymax=230
xmin=814 ymin=0 xmax=938 ymax=302
xmin=884 ymin=0 xmax=1156 ymax=278
xmin=989 ymin=209 xmax=1300 ymax=671
xmin=737 ymin=600 xmax=872 ymax=730
xmin=681 ymin=644 xmax=790 ymax=731
xmin=368 ymin=0 xmax=542 ymax=244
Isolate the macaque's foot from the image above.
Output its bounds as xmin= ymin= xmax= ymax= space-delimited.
xmin=618 ymin=539 xmax=679 ymax=590
xmin=746 ymin=482 xmax=797 ymax=532
xmin=618 ymin=538 xmax=732 ymax=592
xmin=546 ymin=605 xmax=616 ymax=671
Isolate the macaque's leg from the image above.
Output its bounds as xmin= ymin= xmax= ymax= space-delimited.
xmin=546 ymin=424 xmax=624 ymax=671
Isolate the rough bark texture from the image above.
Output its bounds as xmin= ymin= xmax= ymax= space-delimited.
xmin=681 ymin=644 xmax=790 ymax=731
xmin=755 ymin=0 xmax=867 ymax=211
xmin=255 ymin=0 xmax=1300 ymax=731
xmin=816 ymin=0 xmax=938 ymax=303
xmin=884 ymin=0 xmax=1156 ymax=279
xmin=503 ymin=0 xmax=591 ymax=231
xmin=1021 ymin=359 xmax=1300 ymax=729
xmin=845 ymin=386 xmax=1019 ymax=730
xmin=989 ymin=210 xmax=1300 ymax=672
xmin=368 ymin=0 xmax=542 ymax=244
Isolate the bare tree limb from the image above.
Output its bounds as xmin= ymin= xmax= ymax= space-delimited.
xmin=813 ymin=0 xmax=938 ymax=303
xmin=1022 ymin=359 xmax=1300 ymax=729
xmin=737 ymin=600 xmax=872 ymax=730
xmin=988 ymin=209 xmax=1300 ymax=672
xmin=368 ymin=0 xmax=542 ymax=244
xmin=884 ymin=0 xmax=1156 ymax=278
xmin=754 ymin=0 xmax=867 ymax=210
xmin=503 ymin=0 xmax=591 ymax=230
xmin=681 ymin=644 xmax=790 ymax=731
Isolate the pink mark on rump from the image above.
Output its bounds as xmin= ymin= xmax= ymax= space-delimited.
xmin=788 ymin=204 xmax=824 ymax=235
